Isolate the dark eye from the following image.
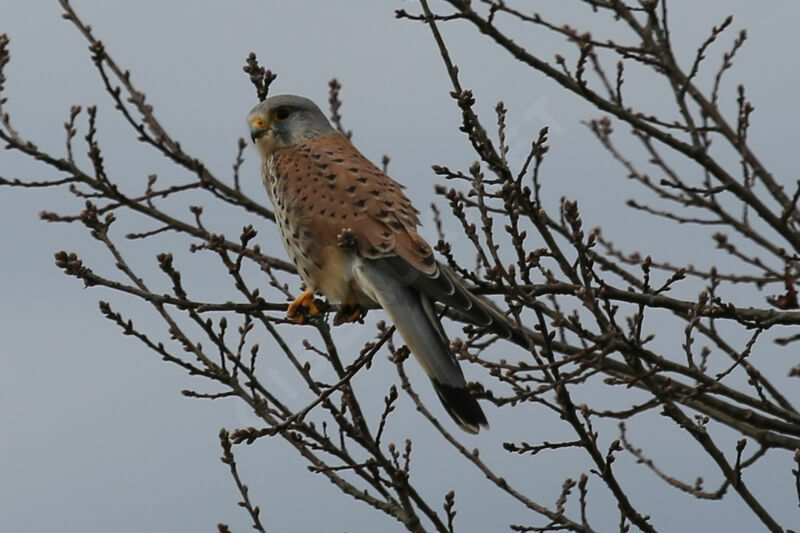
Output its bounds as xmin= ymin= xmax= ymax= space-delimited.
xmin=272 ymin=107 xmax=291 ymax=121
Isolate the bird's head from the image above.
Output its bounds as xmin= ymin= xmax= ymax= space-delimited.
xmin=247 ymin=95 xmax=335 ymax=158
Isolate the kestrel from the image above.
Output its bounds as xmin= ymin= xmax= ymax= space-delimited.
xmin=248 ymin=95 xmax=517 ymax=433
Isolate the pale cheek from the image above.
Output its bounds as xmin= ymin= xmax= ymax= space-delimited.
xmin=257 ymin=136 xmax=280 ymax=158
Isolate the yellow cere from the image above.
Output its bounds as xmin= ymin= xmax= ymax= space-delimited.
xmin=251 ymin=118 xmax=267 ymax=129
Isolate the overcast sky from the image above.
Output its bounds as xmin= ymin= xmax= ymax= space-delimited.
xmin=1 ymin=1 xmax=798 ymax=532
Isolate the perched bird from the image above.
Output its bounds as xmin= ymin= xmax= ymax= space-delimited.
xmin=248 ymin=95 xmax=520 ymax=433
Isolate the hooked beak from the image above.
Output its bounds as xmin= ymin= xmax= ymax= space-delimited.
xmin=250 ymin=127 xmax=267 ymax=143
xmin=249 ymin=118 xmax=269 ymax=142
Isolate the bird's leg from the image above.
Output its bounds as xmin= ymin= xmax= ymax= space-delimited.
xmin=333 ymin=303 xmax=367 ymax=326
xmin=287 ymin=289 xmax=323 ymax=324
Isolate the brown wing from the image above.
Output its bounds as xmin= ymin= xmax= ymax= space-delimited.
xmin=271 ymin=131 xmax=528 ymax=347
xmin=271 ymin=131 xmax=436 ymax=275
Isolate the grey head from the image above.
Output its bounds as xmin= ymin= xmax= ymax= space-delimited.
xmin=248 ymin=94 xmax=335 ymax=157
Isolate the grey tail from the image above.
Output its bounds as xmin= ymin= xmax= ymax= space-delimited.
xmin=431 ymin=380 xmax=488 ymax=434
xmin=418 ymin=293 xmax=488 ymax=434
xmin=370 ymin=256 xmax=533 ymax=351
xmin=354 ymin=260 xmax=489 ymax=433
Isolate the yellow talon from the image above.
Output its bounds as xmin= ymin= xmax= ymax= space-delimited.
xmin=287 ymin=289 xmax=322 ymax=323
xmin=333 ymin=304 xmax=366 ymax=326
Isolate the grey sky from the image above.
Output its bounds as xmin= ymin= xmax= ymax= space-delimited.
xmin=1 ymin=1 xmax=798 ymax=532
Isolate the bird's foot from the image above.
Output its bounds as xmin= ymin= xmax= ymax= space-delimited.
xmin=287 ymin=289 xmax=324 ymax=324
xmin=333 ymin=303 xmax=367 ymax=326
